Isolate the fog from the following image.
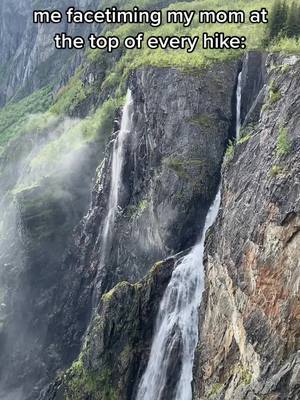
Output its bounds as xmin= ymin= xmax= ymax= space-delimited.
xmin=0 ymin=112 xmax=103 ymax=399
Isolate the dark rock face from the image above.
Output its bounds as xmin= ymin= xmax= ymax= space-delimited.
xmin=43 ymin=61 xmax=238 ymax=382
xmin=41 ymin=256 xmax=178 ymax=400
xmin=240 ymin=51 xmax=267 ymax=125
xmin=194 ymin=54 xmax=300 ymax=399
xmin=101 ymin=64 xmax=239 ymax=290
xmin=38 ymin=62 xmax=238 ymax=399
xmin=0 ymin=129 xmax=105 ymax=399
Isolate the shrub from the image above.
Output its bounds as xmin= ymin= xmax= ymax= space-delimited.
xmin=224 ymin=140 xmax=235 ymax=163
xmin=269 ymin=81 xmax=282 ymax=104
xmin=270 ymin=164 xmax=284 ymax=177
xmin=276 ymin=127 xmax=291 ymax=157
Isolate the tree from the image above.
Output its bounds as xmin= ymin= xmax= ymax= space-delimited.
xmin=268 ymin=0 xmax=288 ymax=40
xmin=286 ymin=2 xmax=300 ymax=38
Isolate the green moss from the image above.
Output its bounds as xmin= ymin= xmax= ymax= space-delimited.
xmin=150 ymin=260 xmax=164 ymax=273
xmin=66 ymin=359 xmax=117 ymax=400
xmin=276 ymin=127 xmax=291 ymax=157
xmin=240 ymin=368 xmax=253 ymax=385
xmin=224 ymin=140 xmax=235 ymax=164
xmin=164 ymin=157 xmax=204 ymax=180
xmin=270 ymin=164 xmax=285 ymax=177
xmin=268 ymin=81 xmax=282 ymax=104
xmin=102 ymin=281 xmax=131 ymax=303
xmin=0 ymin=86 xmax=53 ymax=147
xmin=138 ymin=199 xmax=149 ymax=212
xmin=188 ymin=114 xmax=215 ymax=128
xmin=269 ymin=88 xmax=282 ymax=104
xmin=237 ymin=133 xmax=252 ymax=144
xmin=127 ymin=198 xmax=150 ymax=219
xmin=208 ymin=383 xmax=224 ymax=398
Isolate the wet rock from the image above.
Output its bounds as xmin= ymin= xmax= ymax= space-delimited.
xmin=194 ymin=54 xmax=300 ymax=400
xmin=40 ymin=256 xmax=177 ymax=400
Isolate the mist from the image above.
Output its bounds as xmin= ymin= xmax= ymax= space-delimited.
xmin=0 ymin=112 xmax=105 ymax=398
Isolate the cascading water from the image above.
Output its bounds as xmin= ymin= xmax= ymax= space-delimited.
xmin=136 ymin=71 xmax=243 ymax=400
xmin=136 ymin=191 xmax=221 ymax=400
xmin=100 ymin=89 xmax=133 ymax=260
xmin=93 ymin=90 xmax=133 ymax=302
xmin=236 ymin=71 xmax=242 ymax=140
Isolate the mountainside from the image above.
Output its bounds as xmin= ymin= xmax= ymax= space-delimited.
xmin=40 ymin=51 xmax=300 ymax=400
xmin=194 ymin=53 xmax=300 ymax=400
xmin=38 ymin=60 xmax=238 ymax=400
xmin=0 ymin=1 xmax=300 ymax=400
xmin=0 ymin=0 xmax=99 ymax=106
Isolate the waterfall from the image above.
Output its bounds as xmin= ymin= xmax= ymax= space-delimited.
xmin=136 ymin=70 xmax=243 ymax=400
xmin=136 ymin=191 xmax=221 ymax=400
xmin=236 ymin=71 xmax=242 ymax=140
xmin=100 ymin=90 xmax=133 ymax=258
xmin=93 ymin=90 xmax=133 ymax=301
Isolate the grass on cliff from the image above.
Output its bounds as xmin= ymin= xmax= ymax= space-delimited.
xmin=276 ymin=126 xmax=291 ymax=157
xmin=65 ymin=358 xmax=118 ymax=400
xmin=1 ymin=0 xmax=299 ymax=153
xmin=0 ymin=86 xmax=53 ymax=149
xmin=51 ymin=0 xmax=299 ymax=116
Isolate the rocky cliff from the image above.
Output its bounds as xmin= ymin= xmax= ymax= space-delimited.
xmin=0 ymin=53 xmax=238 ymax=398
xmin=194 ymin=54 xmax=300 ymax=399
xmin=38 ymin=61 xmax=238 ymax=400
xmin=41 ymin=52 xmax=300 ymax=400
xmin=0 ymin=0 xmax=98 ymax=106
xmin=1 ymin=2 xmax=299 ymax=398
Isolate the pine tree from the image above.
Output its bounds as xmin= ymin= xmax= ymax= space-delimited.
xmin=286 ymin=2 xmax=300 ymax=38
xmin=281 ymin=0 xmax=289 ymax=34
xmin=268 ymin=0 xmax=287 ymax=40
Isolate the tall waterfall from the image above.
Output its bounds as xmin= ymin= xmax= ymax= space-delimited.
xmin=94 ymin=90 xmax=133 ymax=301
xmin=136 ymin=71 xmax=243 ymax=400
xmin=236 ymin=71 xmax=242 ymax=140
xmin=136 ymin=191 xmax=221 ymax=400
xmin=100 ymin=90 xmax=133 ymax=259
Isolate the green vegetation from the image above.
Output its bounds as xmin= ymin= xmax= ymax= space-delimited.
xmin=268 ymin=80 xmax=282 ymax=104
xmin=52 ymin=0 xmax=299 ymax=121
xmin=208 ymin=383 xmax=224 ymax=398
xmin=224 ymin=140 xmax=235 ymax=163
xmin=102 ymin=281 xmax=131 ymax=302
xmin=137 ymin=199 xmax=149 ymax=213
xmin=270 ymin=164 xmax=285 ymax=177
xmin=1 ymin=0 xmax=299 ymax=152
xmin=164 ymin=157 xmax=204 ymax=180
xmin=127 ymin=198 xmax=150 ymax=219
xmin=237 ymin=133 xmax=252 ymax=144
xmin=29 ymin=97 xmax=123 ymax=177
xmin=66 ymin=358 xmax=117 ymax=400
xmin=240 ymin=368 xmax=253 ymax=385
xmin=188 ymin=114 xmax=215 ymax=128
xmin=276 ymin=126 xmax=291 ymax=156
xmin=0 ymin=86 xmax=53 ymax=148
xmin=268 ymin=0 xmax=300 ymax=42
xmin=50 ymin=70 xmax=91 ymax=115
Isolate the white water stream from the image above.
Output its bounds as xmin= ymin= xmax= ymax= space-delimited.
xmin=100 ymin=89 xmax=133 ymax=264
xmin=236 ymin=71 xmax=242 ymax=140
xmin=92 ymin=90 xmax=133 ymax=305
xmin=136 ymin=190 xmax=221 ymax=400
xmin=136 ymin=70 xmax=243 ymax=400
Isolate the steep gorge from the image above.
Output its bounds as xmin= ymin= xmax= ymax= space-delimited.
xmin=41 ymin=51 xmax=300 ymax=400
xmin=0 ymin=2 xmax=299 ymax=399
xmin=194 ymin=53 xmax=300 ymax=400
xmin=39 ymin=60 xmax=238 ymax=400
